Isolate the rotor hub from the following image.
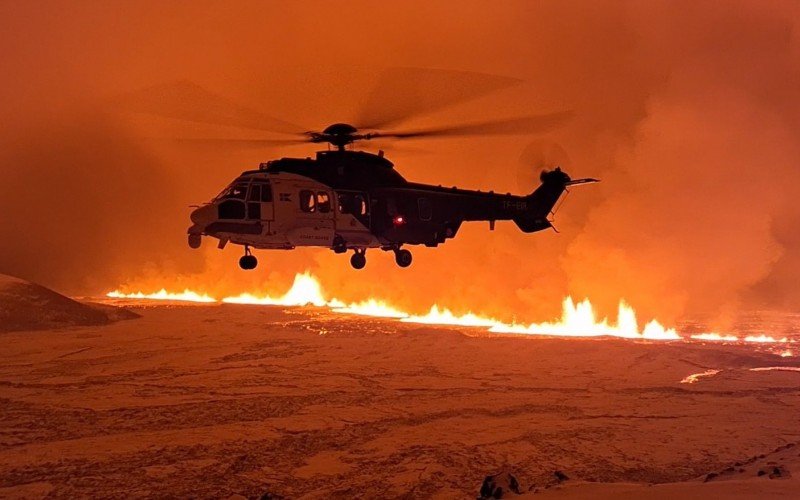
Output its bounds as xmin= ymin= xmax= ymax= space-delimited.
xmin=311 ymin=123 xmax=368 ymax=150
xmin=322 ymin=123 xmax=358 ymax=136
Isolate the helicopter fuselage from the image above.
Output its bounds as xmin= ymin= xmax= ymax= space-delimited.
xmin=187 ymin=150 xmax=593 ymax=269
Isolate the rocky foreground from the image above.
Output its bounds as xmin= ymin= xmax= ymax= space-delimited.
xmin=0 ymin=301 xmax=798 ymax=498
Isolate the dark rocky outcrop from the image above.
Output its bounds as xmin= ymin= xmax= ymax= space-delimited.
xmin=478 ymin=471 xmax=522 ymax=499
xmin=0 ymin=274 xmax=138 ymax=332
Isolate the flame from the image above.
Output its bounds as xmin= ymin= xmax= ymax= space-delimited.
xmin=106 ymin=272 xmax=796 ymax=345
xmin=487 ymin=298 xmax=680 ymax=340
xmin=222 ymin=272 xmax=327 ymax=307
xmin=744 ymin=334 xmax=789 ymax=343
xmin=402 ymin=305 xmax=502 ymax=328
xmin=106 ymin=288 xmax=216 ymax=303
xmin=331 ymin=299 xmax=408 ymax=318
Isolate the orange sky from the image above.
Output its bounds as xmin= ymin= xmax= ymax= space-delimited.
xmin=1 ymin=0 xmax=799 ymax=326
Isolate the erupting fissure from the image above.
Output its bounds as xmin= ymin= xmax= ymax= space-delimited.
xmin=106 ymin=289 xmax=216 ymax=303
xmin=106 ymin=272 xmax=795 ymax=345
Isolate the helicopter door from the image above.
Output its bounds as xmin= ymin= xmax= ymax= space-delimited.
xmin=247 ymin=181 xmax=274 ymax=220
xmin=335 ymin=191 xmax=370 ymax=229
xmin=297 ymin=189 xmax=334 ymax=220
xmin=288 ymin=187 xmax=335 ymax=247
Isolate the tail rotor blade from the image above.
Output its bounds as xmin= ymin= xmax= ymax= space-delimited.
xmin=518 ymin=140 xmax=572 ymax=191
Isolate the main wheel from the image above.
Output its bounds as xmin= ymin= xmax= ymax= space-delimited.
xmin=350 ymin=252 xmax=366 ymax=270
xmin=395 ymin=249 xmax=413 ymax=268
xmin=239 ymin=254 xmax=258 ymax=270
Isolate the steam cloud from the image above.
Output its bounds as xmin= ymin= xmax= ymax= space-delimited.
xmin=1 ymin=1 xmax=798 ymax=324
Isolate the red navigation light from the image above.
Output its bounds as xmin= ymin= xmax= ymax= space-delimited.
xmin=393 ymin=215 xmax=405 ymax=226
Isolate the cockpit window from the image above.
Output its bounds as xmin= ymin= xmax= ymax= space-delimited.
xmin=247 ymin=184 xmax=261 ymax=202
xmin=216 ymin=183 xmax=249 ymax=200
xmin=300 ymin=190 xmax=316 ymax=212
xmin=218 ymin=200 xmax=245 ymax=219
xmin=317 ymin=192 xmax=331 ymax=213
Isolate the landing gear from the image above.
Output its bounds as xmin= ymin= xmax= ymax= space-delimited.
xmin=239 ymin=246 xmax=258 ymax=270
xmin=394 ymin=248 xmax=413 ymax=268
xmin=350 ymin=249 xmax=366 ymax=270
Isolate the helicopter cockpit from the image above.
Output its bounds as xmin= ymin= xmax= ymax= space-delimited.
xmin=214 ymin=182 xmax=249 ymax=201
xmin=212 ymin=178 xmax=273 ymax=221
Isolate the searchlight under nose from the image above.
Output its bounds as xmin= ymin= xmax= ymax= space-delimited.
xmin=190 ymin=204 xmax=216 ymax=225
xmin=188 ymin=204 xmax=217 ymax=249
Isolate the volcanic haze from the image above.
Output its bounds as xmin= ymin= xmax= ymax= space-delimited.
xmin=1 ymin=1 xmax=799 ymax=325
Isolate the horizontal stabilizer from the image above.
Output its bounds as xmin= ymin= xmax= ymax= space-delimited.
xmin=565 ymin=178 xmax=599 ymax=186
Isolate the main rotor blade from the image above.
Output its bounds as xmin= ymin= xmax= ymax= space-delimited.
xmin=161 ymin=137 xmax=311 ymax=149
xmin=355 ymin=67 xmax=521 ymax=130
xmin=364 ymin=140 xmax=432 ymax=156
xmin=374 ymin=111 xmax=573 ymax=140
xmin=115 ymin=80 xmax=306 ymax=135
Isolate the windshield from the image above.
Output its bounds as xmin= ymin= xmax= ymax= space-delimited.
xmin=215 ymin=182 xmax=249 ymax=201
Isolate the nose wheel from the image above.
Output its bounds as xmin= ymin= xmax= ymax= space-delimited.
xmin=239 ymin=246 xmax=258 ymax=270
xmin=350 ymin=249 xmax=367 ymax=270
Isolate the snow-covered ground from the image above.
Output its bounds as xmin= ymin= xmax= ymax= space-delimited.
xmin=0 ymin=300 xmax=798 ymax=498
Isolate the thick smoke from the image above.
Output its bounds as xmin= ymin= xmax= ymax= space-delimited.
xmin=564 ymin=2 xmax=800 ymax=324
xmin=1 ymin=1 xmax=798 ymax=322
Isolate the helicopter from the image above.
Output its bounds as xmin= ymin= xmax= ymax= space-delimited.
xmin=119 ymin=72 xmax=598 ymax=270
